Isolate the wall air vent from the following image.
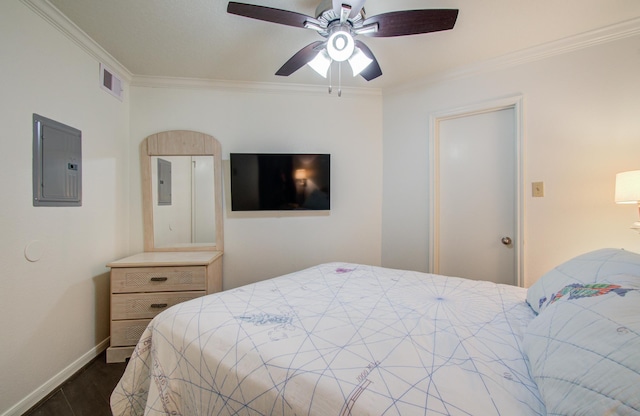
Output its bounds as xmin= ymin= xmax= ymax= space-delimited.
xmin=100 ymin=63 xmax=123 ymax=100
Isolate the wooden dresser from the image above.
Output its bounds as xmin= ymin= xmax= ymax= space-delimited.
xmin=106 ymin=251 xmax=222 ymax=363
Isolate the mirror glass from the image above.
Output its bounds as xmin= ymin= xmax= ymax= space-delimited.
xmin=151 ymin=155 xmax=216 ymax=248
xmin=141 ymin=130 xmax=223 ymax=252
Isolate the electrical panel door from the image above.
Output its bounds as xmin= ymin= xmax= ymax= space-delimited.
xmin=33 ymin=114 xmax=82 ymax=206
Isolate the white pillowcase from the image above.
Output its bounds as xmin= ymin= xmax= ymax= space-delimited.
xmin=526 ymin=248 xmax=640 ymax=314
xmin=523 ymin=276 xmax=640 ymax=415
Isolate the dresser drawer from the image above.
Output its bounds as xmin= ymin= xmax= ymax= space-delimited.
xmin=111 ymin=319 xmax=152 ymax=347
xmin=111 ymin=266 xmax=206 ymax=293
xmin=111 ymin=291 xmax=204 ymax=320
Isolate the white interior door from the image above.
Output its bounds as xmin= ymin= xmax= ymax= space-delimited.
xmin=436 ymin=107 xmax=517 ymax=285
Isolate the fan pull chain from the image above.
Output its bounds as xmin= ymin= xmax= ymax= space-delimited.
xmin=338 ymin=62 xmax=342 ymax=97
xmin=325 ymin=61 xmax=344 ymax=97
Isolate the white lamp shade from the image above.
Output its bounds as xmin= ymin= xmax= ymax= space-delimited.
xmin=307 ymin=50 xmax=332 ymax=78
xmin=348 ymin=47 xmax=373 ymax=77
xmin=615 ymin=170 xmax=640 ymax=204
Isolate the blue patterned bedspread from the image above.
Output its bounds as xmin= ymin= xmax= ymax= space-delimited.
xmin=111 ymin=263 xmax=545 ymax=415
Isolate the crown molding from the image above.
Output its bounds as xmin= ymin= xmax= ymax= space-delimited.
xmin=21 ymin=0 xmax=133 ymax=82
xmin=387 ymin=17 xmax=640 ymax=94
xmin=130 ymin=75 xmax=383 ymax=98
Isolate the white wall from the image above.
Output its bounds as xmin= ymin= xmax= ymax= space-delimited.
xmin=129 ymin=85 xmax=383 ymax=288
xmin=381 ymin=32 xmax=640 ymax=287
xmin=0 ymin=2 xmax=130 ymax=414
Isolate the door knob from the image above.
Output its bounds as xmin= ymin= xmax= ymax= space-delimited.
xmin=501 ymin=237 xmax=512 ymax=246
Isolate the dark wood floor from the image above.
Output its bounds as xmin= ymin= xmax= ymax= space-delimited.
xmin=23 ymin=351 xmax=127 ymax=416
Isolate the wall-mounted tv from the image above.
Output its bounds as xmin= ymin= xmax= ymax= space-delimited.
xmin=230 ymin=153 xmax=330 ymax=211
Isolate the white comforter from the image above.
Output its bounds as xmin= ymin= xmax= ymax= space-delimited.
xmin=111 ymin=263 xmax=545 ymax=415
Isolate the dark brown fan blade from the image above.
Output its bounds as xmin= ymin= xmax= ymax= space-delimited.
xmin=363 ymin=9 xmax=458 ymax=37
xmin=227 ymin=2 xmax=312 ymax=28
xmin=354 ymin=41 xmax=382 ymax=81
xmin=276 ymin=41 xmax=325 ymax=76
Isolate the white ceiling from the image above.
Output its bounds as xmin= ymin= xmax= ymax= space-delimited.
xmin=48 ymin=0 xmax=640 ymax=89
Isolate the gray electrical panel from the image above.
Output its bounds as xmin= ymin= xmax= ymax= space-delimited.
xmin=33 ymin=114 xmax=82 ymax=206
xmin=157 ymin=158 xmax=172 ymax=205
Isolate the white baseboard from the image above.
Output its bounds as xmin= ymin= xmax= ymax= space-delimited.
xmin=1 ymin=338 xmax=110 ymax=416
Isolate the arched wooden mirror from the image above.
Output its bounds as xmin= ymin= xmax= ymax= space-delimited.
xmin=141 ymin=130 xmax=223 ymax=252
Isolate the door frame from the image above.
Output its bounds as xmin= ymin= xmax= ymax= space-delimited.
xmin=428 ymin=95 xmax=525 ymax=287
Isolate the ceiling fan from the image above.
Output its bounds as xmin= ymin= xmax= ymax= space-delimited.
xmin=227 ymin=0 xmax=458 ymax=93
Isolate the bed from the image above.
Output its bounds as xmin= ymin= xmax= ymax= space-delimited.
xmin=110 ymin=248 xmax=640 ymax=415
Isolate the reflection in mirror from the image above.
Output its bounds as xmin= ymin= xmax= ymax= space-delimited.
xmin=157 ymin=158 xmax=172 ymax=206
xmin=141 ymin=130 xmax=223 ymax=252
xmin=151 ymin=156 xmax=216 ymax=248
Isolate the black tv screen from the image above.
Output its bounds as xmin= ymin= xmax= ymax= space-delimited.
xmin=230 ymin=153 xmax=330 ymax=211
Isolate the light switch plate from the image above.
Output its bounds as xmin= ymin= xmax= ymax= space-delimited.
xmin=532 ymin=181 xmax=544 ymax=197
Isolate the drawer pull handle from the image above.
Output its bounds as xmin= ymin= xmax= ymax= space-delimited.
xmin=150 ymin=303 xmax=168 ymax=309
xmin=150 ymin=277 xmax=168 ymax=282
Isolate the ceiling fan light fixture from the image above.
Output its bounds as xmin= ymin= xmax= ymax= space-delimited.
xmin=227 ymin=1 xmax=459 ymax=87
xmin=307 ymin=49 xmax=332 ymax=78
xmin=326 ymin=30 xmax=354 ymax=62
xmin=348 ymin=47 xmax=373 ymax=76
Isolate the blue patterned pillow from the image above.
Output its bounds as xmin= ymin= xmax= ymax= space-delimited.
xmin=526 ymin=248 xmax=640 ymax=314
xmin=523 ymin=278 xmax=640 ymax=415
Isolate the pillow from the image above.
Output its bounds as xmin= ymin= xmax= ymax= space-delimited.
xmin=526 ymin=248 xmax=640 ymax=314
xmin=523 ymin=278 xmax=640 ymax=415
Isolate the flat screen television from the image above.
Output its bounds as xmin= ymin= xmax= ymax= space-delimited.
xmin=230 ymin=153 xmax=330 ymax=211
